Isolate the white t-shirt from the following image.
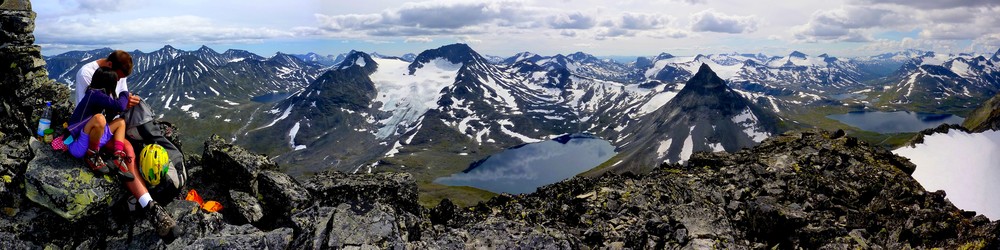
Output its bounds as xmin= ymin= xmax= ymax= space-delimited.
xmin=74 ymin=60 xmax=129 ymax=105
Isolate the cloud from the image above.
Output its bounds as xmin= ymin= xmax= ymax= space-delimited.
xmin=548 ymin=12 xmax=597 ymax=29
xmin=404 ymin=37 xmax=433 ymax=43
xmin=852 ymin=0 xmax=998 ymax=9
xmin=792 ymin=6 xmax=902 ymax=42
xmin=61 ymin=0 xmax=139 ymax=13
xmin=36 ymin=15 xmax=292 ymax=46
xmin=690 ymin=9 xmax=758 ymax=34
xmin=315 ymin=0 xmax=533 ymax=36
xmin=458 ymin=35 xmax=482 ymax=44
xmin=618 ymin=13 xmax=671 ymax=30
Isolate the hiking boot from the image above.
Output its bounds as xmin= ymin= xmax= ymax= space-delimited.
xmin=111 ymin=150 xmax=135 ymax=180
xmin=84 ymin=149 xmax=109 ymax=174
xmin=147 ymin=201 xmax=177 ymax=238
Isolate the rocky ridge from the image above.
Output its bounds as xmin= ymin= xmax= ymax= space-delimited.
xmin=963 ymin=92 xmax=1000 ymax=132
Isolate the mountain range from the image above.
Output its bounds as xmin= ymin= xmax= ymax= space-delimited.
xmin=44 ymin=45 xmax=1000 ymax=179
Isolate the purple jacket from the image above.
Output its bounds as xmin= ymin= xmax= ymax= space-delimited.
xmin=67 ymin=89 xmax=130 ymax=138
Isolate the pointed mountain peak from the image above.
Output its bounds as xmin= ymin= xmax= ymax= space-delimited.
xmin=160 ymin=45 xmax=178 ymax=51
xmin=789 ymin=51 xmax=807 ymax=58
xmin=818 ymin=53 xmax=829 ymax=58
xmin=337 ymin=50 xmax=376 ymax=72
xmin=678 ymin=64 xmax=728 ymax=95
xmin=992 ymin=48 xmax=1000 ymax=61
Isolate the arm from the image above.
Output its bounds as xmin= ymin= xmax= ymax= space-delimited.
xmin=89 ymin=91 xmax=130 ymax=113
xmin=74 ymin=63 xmax=96 ymax=105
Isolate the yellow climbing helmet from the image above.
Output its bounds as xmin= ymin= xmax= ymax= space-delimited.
xmin=140 ymin=144 xmax=171 ymax=186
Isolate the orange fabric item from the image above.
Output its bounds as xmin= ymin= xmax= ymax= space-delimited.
xmin=185 ymin=189 xmax=204 ymax=204
xmin=185 ymin=189 xmax=223 ymax=212
xmin=202 ymin=201 xmax=223 ymax=212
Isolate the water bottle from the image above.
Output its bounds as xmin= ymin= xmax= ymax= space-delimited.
xmin=37 ymin=101 xmax=52 ymax=137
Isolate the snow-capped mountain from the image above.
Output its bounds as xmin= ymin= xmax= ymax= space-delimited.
xmin=512 ymin=52 xmax=642 ymax=84
xmin=242 ymin=44 xmax=675 ymax=176
xmin=878 ymin=52 xmax=1000 ymax=111
xmin=292 ymin=52 xmax=346 ymax=66
xmin=593 ymin=64 xmax=783 ymax=175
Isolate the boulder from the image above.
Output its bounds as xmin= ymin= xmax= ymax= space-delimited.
xmin=23 ymin=138 xmax=124 ymax=221
xmin=255 ymin=170 xmax=312 ymax=218
xmin=227 ymin=190 xmax=263 ymax=225
xmin=292 ymin=203 xmax=406 ymax=249
xmin=201 ymin=134 xmax=277 ymax=192
xmin=304 ymin=170 xmax=419 ymax=215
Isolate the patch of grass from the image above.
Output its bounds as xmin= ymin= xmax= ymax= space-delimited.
xmin=417 ymin=181 xmax=496 ymax=208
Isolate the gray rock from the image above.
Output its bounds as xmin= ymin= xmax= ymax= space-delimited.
xmin=228 ymin=190 xmax=263 ymax=225
xmin=23 ymin=138 xmax=123 ymax=221
xmin=326 ymin=203 xmax=404 ymax=249
xmin=290 ymin=205 xmax=338 ymax=250
xmin=181 ymin=226 xmax=294 ymax=249
xmin=255 ymin=170 xmax=311 ymax=218
xmin=304 ymin=171 xmax=419 ymax=215
xmin=202 ymin=135 xmax=277 ymax=191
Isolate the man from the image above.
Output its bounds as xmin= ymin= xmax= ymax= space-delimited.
xmin=74 ymin=50 xmax=141 ymax=107
xmin=73 ymin=50 xmax=176 ymax=238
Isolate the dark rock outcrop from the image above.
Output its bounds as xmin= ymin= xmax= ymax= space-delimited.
xmin=202 ymin=134 xmax=278 ymax=192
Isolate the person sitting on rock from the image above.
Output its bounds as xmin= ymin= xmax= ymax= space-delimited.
xmin=67 ymin=67 xmax=177 ymax=237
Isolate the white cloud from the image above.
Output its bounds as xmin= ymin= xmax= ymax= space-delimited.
xmin=853 ymin=0 xmax=998 ymax=9
xmin=548 ymin=11 xmax=597 ymax=29
xmin=618 ymin=13 xmax=672 ymax=30
xmin=458 ymin=35 xmax=482 ymax=44
xmin=690 ymin=9 xmax=758 ymax=34
xmin=404 ymin=37 xmax=433 ymax=43
xmin=36 ymin=15 xmax=292 ymax=46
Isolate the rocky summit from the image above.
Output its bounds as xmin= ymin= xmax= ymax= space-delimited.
xmin=3 ymin=126 xmax=999 ymax=248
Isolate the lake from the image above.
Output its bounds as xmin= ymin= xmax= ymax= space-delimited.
xmin=827 ymin=111 xmax=965 ymax=133
xmin=251 ymin=92 xmax=294 ymax=103
xmin=434 ymin=134 xmax=616 ymax=194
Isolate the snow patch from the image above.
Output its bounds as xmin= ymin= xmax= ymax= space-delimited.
xmin=893 ymin=130 xmax=1000 ymax=220
xmin=288 ymin=121 xmax=307 ymax=150
xmin=260 ymin=104 xmax=293 ymax=129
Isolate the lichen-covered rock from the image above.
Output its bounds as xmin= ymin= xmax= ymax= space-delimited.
xmin=304 ymin=170 xmax=419 ymax=215
xmin=202 ymin=134 xmax=277 ymax=191
xmin=22 ymin=138 xmax=124 ymax=221
xmin=227 ymin=190 xmax=263 ymax=225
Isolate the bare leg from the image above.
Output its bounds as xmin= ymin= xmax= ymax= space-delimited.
xmin=84 ymin=114 xmax=106 ymax=150
xmin=108 ymin=118 xmax=126 ymax=144
xmin=122 ymin=140 xmax=149 ymax=199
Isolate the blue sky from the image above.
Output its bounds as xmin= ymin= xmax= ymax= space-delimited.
xmin=33 ymin=0 xmax=1000 ymax=58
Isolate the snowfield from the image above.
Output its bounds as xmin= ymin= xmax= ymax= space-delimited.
xmin=893 ymin=130 xmax=1000 ymax=220
xmin=370 ymin=58 xmax=461 ymax=138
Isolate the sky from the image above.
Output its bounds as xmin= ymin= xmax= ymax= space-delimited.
xmin=33 ymin=0 xmax=1000 ymax=58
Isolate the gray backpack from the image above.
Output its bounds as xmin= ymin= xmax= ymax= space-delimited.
xmin=122 ymin=99 xmax=187 ymax=202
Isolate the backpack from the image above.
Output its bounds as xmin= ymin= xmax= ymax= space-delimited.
xmin=121 ymin=99 xmax=188 ymax=202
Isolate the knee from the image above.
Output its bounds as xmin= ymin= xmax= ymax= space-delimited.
xmin=92 ymin=114 xmax=106 ymax=125
xmin=110 ymin=118 xmax=125 ymax=127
